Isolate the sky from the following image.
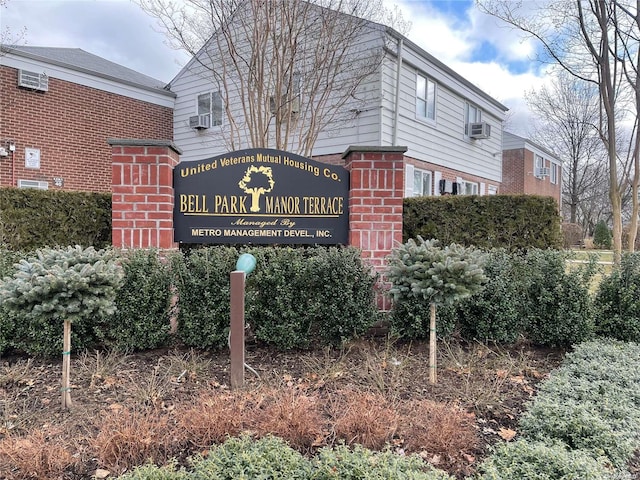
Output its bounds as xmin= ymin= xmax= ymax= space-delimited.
xmin=1 ymin=0 xmax=550 ymax=135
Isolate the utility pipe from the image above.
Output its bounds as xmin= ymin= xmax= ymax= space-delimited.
xmin=392 ymin=37 xmax=403 ymax=146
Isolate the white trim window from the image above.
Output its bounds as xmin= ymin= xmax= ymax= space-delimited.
xmin=412 ymin=168 xmax=433 ymax=196
xmin=534 ymin=154 xmax=544 ymax=178
xmin=416 ymin=73 xmax=436 ymax=122
xmin=460 ymin=180 xmax=479 ymax=195
xmin=464 ymin=102 xmax=482 ymax=136
xmin=550 ymin=163 xmax=559 ymax=184
xmin=197 ymin=91 xmax=223 ymax=127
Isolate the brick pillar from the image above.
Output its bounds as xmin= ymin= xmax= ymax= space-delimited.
xmin=343 ymin=146 xmax=407 ymax=311
xmin=109 ymin=139 xmax=181 ymax=249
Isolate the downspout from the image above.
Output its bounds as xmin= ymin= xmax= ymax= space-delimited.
xmin=392 ymin=36 xmax=403 ymax=146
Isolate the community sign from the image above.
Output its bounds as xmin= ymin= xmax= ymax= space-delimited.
xmin=173 ymin=148 xmax=349 ymax=244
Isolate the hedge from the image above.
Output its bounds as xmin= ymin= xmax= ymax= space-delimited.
xmin=0 ymin=187 xmax=111 ymax=251
xmin=403 ymin=194 xmax=563 ymax=251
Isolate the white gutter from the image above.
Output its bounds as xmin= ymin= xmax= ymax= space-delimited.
xmin=392 ymin=37 xmax=403 ymax=146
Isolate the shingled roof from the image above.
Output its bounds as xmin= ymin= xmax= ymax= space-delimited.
xmin=2 ymin=45 xmax=173 ymax=95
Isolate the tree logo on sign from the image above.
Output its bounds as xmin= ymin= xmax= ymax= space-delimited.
xmin=238 ymin=166 xmax=276 ymax=212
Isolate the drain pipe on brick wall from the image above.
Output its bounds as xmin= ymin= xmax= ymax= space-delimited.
xmin=392 ymin=35 xmax=403 ymax=147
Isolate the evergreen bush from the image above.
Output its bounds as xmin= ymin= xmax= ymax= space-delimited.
xmin=521 ymin=249 xmax=597 ymax=346
xmin=519 ymin=398 xmax=638 ymax=468
xmin=453 ymin=249 xmax=528 ymax=343
xmin=477 ymin=439 xmax=631 ymax=480
xmin=171 ymin=246 xmax=239 ymax=350
xmin=95 ymin=249 xmax=174 ymax=351
xmin=117 ymin=463 xmax=188 ymax=480
xmin=0 ymin=248 xmax=27 ymax=355
xmin=593 ymin=219 xmax=612 ymax=249
xmin=593 ymin=253 xmax=640 ymax=342
xmin=403 ymin=194 xmax=563 ymax=251
xmin=515 ymin=340 xmax=640 ymax=472
xmin=249 ymin=246 xmax=378 ymax=349
xmin=387 ymin=237 xmax=486 ymax=340
xmin=0 ymin=187 xmax=111 ymax=250
xmin=312 ymin=444 xmax=454 ymax=479
xmin=190 ymin=435 xmax=312 ymax=479
xmin=0 ymin=246 xmax=123 ymax=357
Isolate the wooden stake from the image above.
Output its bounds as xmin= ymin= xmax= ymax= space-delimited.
xmin=62 ymin=320 xmax=72 ymax=409
xmin=230 ymin=271 xmax=245 ymax=390
xmin=429 ymin=303 xmax=437 ymax=384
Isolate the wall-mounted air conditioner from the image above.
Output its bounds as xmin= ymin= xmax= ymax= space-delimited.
xmin=18 ymin=179 xmax=48 ymax=190
xmin=189 ymin=114 xmax=210 ymax=130
xmin=535 ymin=167 xmax=550 ymax=177
xmin=469 ymin=122 xmax=491 ymax=139
xmin=18 ymin=69 xmax=49 ymax=92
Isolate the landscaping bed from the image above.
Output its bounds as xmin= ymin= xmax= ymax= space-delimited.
xmin=0 ymin=338 xmax=564 ymax=479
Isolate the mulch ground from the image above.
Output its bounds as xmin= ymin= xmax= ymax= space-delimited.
xmin=0 ymin=337 xmax=566 ymax=479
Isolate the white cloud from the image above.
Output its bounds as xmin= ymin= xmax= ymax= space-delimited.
xmin=385 ymin=0 xmax=550 ymax=134
xmin=3 ymin=0 xmax=188 ymax=83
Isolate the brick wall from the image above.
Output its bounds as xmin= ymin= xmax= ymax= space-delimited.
xmin=111 ymin=140 xmax=179 ymax=249
xmin=503 ymin=147 xmax=561 ymax=205
xmin=343 ymin=146 xmax=406 ymax=310
xmin=501 ymin=148 xmax=525 ymax=194
xmin=0 ymin=66 xmax=173 ymax=192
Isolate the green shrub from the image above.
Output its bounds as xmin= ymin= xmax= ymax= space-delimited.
xmin=519 ymin=398 xmax=638 ymax=468
xmin=0 ymin=188 xmax=111 ymax=250
xmin=390 ymin=298 xmax=456 ymax=340
xmin=477 ymin=439 xmax=631 ymax=480
xmin=118 ymin=462 xmax=189 ymax=480
xmin=312 ymin=443 xmax=454 ymax=479
xmin=387 ymin=237 xmax=486 ymax=341
xmin=172 ymin=246 xmax=377 ymax=351
xmin=171 ymin=247 xmax=238 ymax=350
xmin=521 ymin=249 xmax=596 ymax=346
xmin=0 ymin=246 xmax=123 ymax=357
xmin=190 ymin=434 xmax=312 ymax=479
xmin=303 ymin=247 xmax=378 ymax=346
xmin=0 ymin=306 xmax=15 ymax=356
xmin=403 ymin=194 xmax=563 ymax=251
xmin=247 ymin=247 xmax=317 ymax=350
xmin=453 ymin=249 xmax=527 ymax=343
xmin=95 ymin=249 xmax=174 ymax=351
xmin=593 ymin=219 xmax=612 ymax=249
xmin=0 ymin=248 xmax=26 ymax=355
xmin=517 ymin=340 xmax=640 ymax=470
xmin=594 ymin=253 xmax=640 ymax=342
xmin=249 ymin=247 xmax=377 ymax=349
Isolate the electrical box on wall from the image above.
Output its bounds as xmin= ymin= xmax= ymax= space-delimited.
xmin=25 ymin=148 xmax=41 ymax=169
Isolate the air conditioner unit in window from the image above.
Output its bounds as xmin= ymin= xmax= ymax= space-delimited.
xmin=469 ymin=122 xmax=491 ymax=139
xmin=535 ymin=167 xmax=550 ymax=177
xmin=189 ymin=114 xmax=210 ymax=130
xmin=18 ymin=69 xmax=49 ymax=92
xmin=18 ymin=179 xmax=48 ymax=190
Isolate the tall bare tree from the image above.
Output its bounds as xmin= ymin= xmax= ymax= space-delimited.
xmin=478 ymin=0 xmax=639 ymax=262
xmin=526 ymin=71 xmax=605 ymax=230
xmin=136 ymin=0 xmax=408 ymax=157
xmin=614 ymin=1 xmax=639 ymax=250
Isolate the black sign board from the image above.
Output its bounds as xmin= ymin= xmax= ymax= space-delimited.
xmin=173 ymin=148 xmax=350 ymax=244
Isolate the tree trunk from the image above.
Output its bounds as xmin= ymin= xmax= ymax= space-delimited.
xmin=429 ymin=302 xmax=437 ymax=384
xmin=62 ymin=320 xmax=72 ymax=409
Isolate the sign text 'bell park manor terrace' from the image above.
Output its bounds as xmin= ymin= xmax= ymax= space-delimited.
xmin=173 ymin=149 xmax=350 ymax=244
